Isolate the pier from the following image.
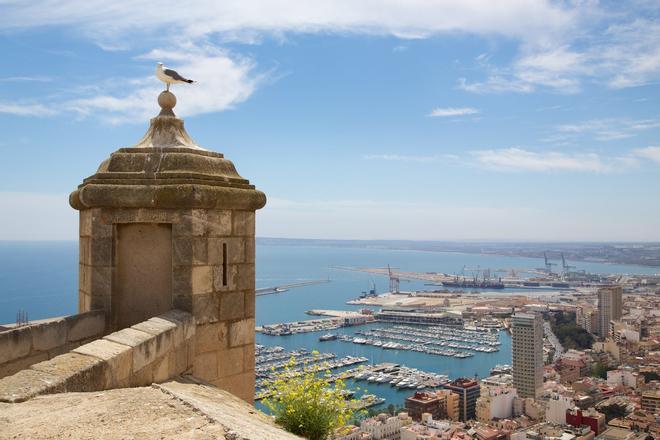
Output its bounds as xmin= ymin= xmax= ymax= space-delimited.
xmin=256 ymin=279 xmax=331 ymax=296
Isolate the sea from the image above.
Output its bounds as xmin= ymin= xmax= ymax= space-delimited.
xmin=0 ymin=241 xmax=657 ymax=410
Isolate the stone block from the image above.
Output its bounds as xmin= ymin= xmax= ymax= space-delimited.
xmin=79 ymin=210 xmax=92 ymax=237
xmin=244 ymin=290 xmax=255 ymax=319
xmin=195 ymin=322 xmax=227 ymax=354
xmin=212 ymin=265 xmax=226 ymax=291
xmin=0 ymin=326 xmax=32 ymax=364
xmin=153 ymin=353 xmax=171 ymax=383
xmin=30 ymin=352 xmax=110 ymax=393
xmin=79 ymin=236 xmax=91 ymax=265
xmin=191 ymin=266 xmax=213 ymax=295
xmin=229 ymin=319 xmax=255 ymax=348
xmin=89 ymin=294 xmax=111 ymax=311
xmin=207 ymin=210 xmax=231 ymax=237
xmin=158 ymin=309 xmax=195 ymax=342
xmin=31 ymin=318 xmax=67 ymax=352
xmin=191 ymin=209 xmax=207 ymax=236
xmin=232 ymin=211 xmax=254 ymax=236
xmin=79 ymin=264 xmax=91 ymax=295
xmin=243 ymin=344 xmax=255 ymax=372
xmin=207 ymin=238 xmax=224 ymax=266
xmin=172 ymin=265 xmax=191 ymax=296
xmin=173 ymin=236 xmax=208 ymax=266
xmin=193 ymin=350 xmax=219 ymax=381
xmin=0 ymin=352 xmax=49 ymax=380
xmin=47 ymin=341 xmax=81 ymax=359
xmin=218 ymin=347 xmax=244 ymax=378
xmin=215 ymin=370 xmax=255 ymax=404
xmin=66 ymin=311 xmax=106 ymax=342
xmin=104 ymin=327 xmax=155 ymax=371
xmin=230 ymin=264 xmax=255 ymax=291
xmin=174 ymin=344 xmax=189 ymax=374
xmin=227 ymin=238 xmax=246 ymax=264
xmin=245 ymin=238 xmax=255 ymax=263
xmin=220 ymin=291 xmax=244 ymax=321
xmin=192 ymin=294 xmax=220 ymax=325
xmin=0 ymin=368 xmax=64 ymax=403
xmin=90 ymin=266 xmax=112 ymax=297
xmin=73 ymin=339 xmax=132 ymax=386
xmin=90 ymin=236 xmax=113 ymax=266
xmin=173 ymin=295 xmax=192 ymax=313
xmin=130 ymin=365 xmax=153 ymax=387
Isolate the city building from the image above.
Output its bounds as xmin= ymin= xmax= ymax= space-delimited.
xmin=546 ymin=393 xmax=574 ymax=425
xmin=566 ymin=408 xmax=606 ymax=436
xmin=598 ymin=286 xmax=623 ymax=338
xmin=404 ymin=390 xmax=458 ymax=422
xmin=475 ymin=386 xmax=517 ymax=422
xmin=444 ymin=377 xmax=480 ymax=421
xmin=511 ymin=313 xmax=544 ymax=398
xmin=360 ymin=412 xmax=413 ymax=440
xmin=640 ymin=389 xmax=660 ymax=414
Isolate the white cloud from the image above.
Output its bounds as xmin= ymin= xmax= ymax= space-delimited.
xmin=363 ymin=154 xmax=459 ymax=163
xmin=64 ymin=45 xmax=262 ymax=123
xmin=428 ymin=107 xmax=479 ymax=117
xmin=634 ymin=146 xmax=660 ymax=164
xmin=0 ymin=102 xmax=55 ymax=116
xmin=555 ymin=118 xmax=660 ymax=142
xmin=0 ymin=1 xmax=577 ymax=43
xmin=470 ymin=147 xmax=637 ymax=173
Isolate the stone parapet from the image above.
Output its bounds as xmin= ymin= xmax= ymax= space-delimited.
xmin=0 ymin=310 xmax=106 ymax=379
xmin=0 ymin=310 xmax=194 ymax=403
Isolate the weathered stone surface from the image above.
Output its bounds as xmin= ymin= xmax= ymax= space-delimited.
xmin=217 ymin=347 xmax=244 ymax=378
xmin=192 ymin=294 xmax=219 ymax=324
xmin=0 ymin=326 xmax=32 ymax=365
xmin=232 ymin=211 xmax=255 ymax=236
xmin=73 ymin=339 xmax=132 ymax=386
xmin=193 ymin=351 xmax=218 ymax=381
xmin=214 ymin=370 xmax=256 ymax=404
xmin=191 ymin=265 xmax=213 ymax=295
xmin=0 ymin=368 xmax=64 ymax=403
xmin=31 ymin=318 xmax=67 ymax=352
xmin=65 ymin=311 xmax=106 ymax=342
xmin=219 ymin=291 xmax=244 ymax=321
xmin=0 ymin=352 xmax=49 ymax=380
xmin=0 ymin=379 xmax=300 ymax=439
xmin=207 ymin=210 xmax=231 ymax=236
xmin=229 ymin=319 xmax=255 ymax=348
xmin=158 ymin=310 xmax=194 ymax=341
xmin=30 ymin=353 xmax=109 ymax=393
xmin=195 ymin=322 xmax=227 ymax=354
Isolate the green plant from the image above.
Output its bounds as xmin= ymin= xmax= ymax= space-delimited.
xmin=263 ymin=353 xmax=361 ymax=440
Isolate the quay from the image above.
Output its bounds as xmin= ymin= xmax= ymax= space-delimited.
xmin=256 ymin=279 xmax=331 ymax=296
xmin=257 ymin=314 xmax=373 ymax=336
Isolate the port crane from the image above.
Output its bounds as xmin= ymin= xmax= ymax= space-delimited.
xmin=387 ymin=264 xmax=400 ymax=294
xmin=544 ymin=252 xmax=557 ymax=274
xmin=561 ymin=253 xmax=575 ymax=274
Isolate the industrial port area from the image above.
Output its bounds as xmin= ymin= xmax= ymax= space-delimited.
xmin=255 ymin=251 xmax=660 ymax=436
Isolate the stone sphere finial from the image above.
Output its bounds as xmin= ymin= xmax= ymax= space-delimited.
xmin=158 ymin=90 xmax=177 ymax=116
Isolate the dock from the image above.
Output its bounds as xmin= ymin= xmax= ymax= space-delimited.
xmin=256 ymin=279 xmax=330 ymax=296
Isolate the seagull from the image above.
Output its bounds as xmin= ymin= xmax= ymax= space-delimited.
xmin=156 ymin=63 xmax=195 ymax=91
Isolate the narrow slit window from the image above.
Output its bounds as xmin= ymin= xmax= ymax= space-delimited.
xmin=222 ymin=242 xmax=228 ymax=286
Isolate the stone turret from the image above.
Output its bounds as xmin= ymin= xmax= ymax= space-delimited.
xmin=70 ymin=91 xmax=266 ymax=402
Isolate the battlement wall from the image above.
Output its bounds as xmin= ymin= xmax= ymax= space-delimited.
xmin=0 ymin=309 xmax=194 ymax=403
xmin=0 ymin=310 xmax=106 ymax=379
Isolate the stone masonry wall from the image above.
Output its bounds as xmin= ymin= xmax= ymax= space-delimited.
xmin=78 ymin=206 xmax=257 ymax=403
xmin=0 ymin=309 xmax=194 ymax=403
xmin=0 ymin=310 xmax=106 ymax=379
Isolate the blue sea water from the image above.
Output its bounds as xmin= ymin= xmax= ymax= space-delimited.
xmin=0 ymin=241 xmax=657 ymax=409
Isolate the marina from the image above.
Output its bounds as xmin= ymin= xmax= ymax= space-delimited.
xmin=344 ymin=363 xmax=450 ymax=390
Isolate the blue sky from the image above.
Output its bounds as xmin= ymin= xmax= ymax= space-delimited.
xmin=0 ymin=1 xmax=659 ymax=241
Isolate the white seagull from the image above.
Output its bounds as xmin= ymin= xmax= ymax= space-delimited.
xmin=156 ymin=63 xmax=195 ymax=91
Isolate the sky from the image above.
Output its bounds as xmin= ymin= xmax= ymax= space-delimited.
xmin=0 ymin=0 xmax=659 ymax=241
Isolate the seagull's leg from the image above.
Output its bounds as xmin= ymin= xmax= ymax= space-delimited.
xmin=166 ymin=83 xmax=170 ymax=92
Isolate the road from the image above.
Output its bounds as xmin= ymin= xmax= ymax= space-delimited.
xmin=544 ymin=321 xmax=565 ymax=362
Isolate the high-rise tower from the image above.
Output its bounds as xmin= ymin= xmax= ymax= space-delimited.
xmin=511 ymin=313 xmax=543 ymax=398
xmin=598 ymin=286 xmax=622 ymax=338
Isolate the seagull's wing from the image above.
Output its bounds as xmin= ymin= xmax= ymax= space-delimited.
xmin=164 ymin=68 xmax=190 ymax=82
